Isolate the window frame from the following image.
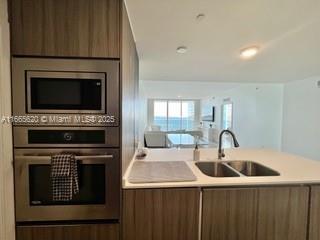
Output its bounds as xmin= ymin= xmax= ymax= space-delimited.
xmin=151 ymin=99 xmax=197 ymax=131
xmin=221 ymin=101 xmax=234 ymax=130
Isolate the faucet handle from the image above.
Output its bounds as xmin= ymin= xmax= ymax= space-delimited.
xmin=221 ymin=149 xmax=225 ymax=158
xmin=218 ymin=148 xmax=225 ymax=159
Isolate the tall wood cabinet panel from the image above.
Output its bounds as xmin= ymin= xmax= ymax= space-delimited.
xmin=121 ymin=2 xmax=139 ymax=175
xmin=202 ymin=186 xmax=309 ymax=240
xmin=9 ymin=0 xmax=120 ymax=58
xmin=0 ymin=2 xmax=15 ymax=239
xmin=123 ymin=188 xmax=200 ymax=240
xmin=309 ymin=186 xmax=320 ymax=240
xmin=16 ymin=224 xmax=119 ymax=240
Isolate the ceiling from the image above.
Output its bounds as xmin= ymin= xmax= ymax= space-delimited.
xmin=140 ymin=80 xmax=240 ymax=99
xmin=125 ymin=0 xmax=320 ymax=83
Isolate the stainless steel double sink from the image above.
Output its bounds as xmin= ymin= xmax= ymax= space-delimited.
xmin=195 ymin=161 xmax=280 ymax=177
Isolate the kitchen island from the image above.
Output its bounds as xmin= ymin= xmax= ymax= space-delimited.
xmin=122 ymin=148 xmax=320 ymax=240
xmin=123 ymin=148 xmax=320 ymax=188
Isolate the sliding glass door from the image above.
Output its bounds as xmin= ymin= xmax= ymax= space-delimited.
xmin=153 ymin=101 xmax=167 ymax=130
xmin=152 ymin=100 xmax=196 ymax=131
xmin=168 ymin=101 xmax=181 ymax=131
xmin=181 ymin=101 xmax=195 ymax=130
xmin=221 ymin=102 xmax=233 ymax=130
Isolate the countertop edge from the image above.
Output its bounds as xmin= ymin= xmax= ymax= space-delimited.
xmin=122 ymin=148 xmax=320 ymax=189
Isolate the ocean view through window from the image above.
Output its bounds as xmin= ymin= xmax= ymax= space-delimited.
xmin=153 ymin=100 xmax=195 ymax=131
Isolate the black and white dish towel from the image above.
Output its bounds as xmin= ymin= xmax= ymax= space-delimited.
xmin=51 ymin=154 xmax=79 ymax=201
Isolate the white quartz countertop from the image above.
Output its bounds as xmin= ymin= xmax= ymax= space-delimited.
xmin=122 ymin=148 xmax=320 ymax=189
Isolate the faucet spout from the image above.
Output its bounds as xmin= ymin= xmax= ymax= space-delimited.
xmin=218 ymin=130 xmax=240 ymax=160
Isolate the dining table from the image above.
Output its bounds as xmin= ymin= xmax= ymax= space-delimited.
xmin=167 ymin=133 xmax=209 ymax=148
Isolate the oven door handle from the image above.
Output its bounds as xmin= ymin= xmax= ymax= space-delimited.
xmin=15 ymin=155 xmax=114 ymax=161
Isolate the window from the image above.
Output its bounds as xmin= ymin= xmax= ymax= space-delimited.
xmin=221 ymin=102 xmax=233 ymax=130
xmin=181 ymin=101 xmax=195 ymax=130
xmin=153 ymin=100 xmax=195 ymax=131
xmin=154 ymin=101 xmax=167 ymax=130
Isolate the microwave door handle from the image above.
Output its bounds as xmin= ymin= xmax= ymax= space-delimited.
xmin=15 ymin=155 xmax=114 ymax=161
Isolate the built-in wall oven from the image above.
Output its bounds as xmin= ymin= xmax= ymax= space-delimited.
xmin=12 ymin=58 xmax=119 ymax=126
xmin=13 ymin=127 xmax=120 ymax=222
xmin=12 ymin=57 xmax=121 ymax=223
xmin=14 ymin=148 xmax=119 ymax=222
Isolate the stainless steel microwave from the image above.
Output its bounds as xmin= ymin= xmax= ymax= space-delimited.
xmin=12 ymin=57 xmax=119 ymax=126
xmin=14 ymin=148 xmax=120 ymax=222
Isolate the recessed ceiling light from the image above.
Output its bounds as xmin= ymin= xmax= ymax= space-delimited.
xmin=240 ymin=46 xmax=259 ymax=59
xmin=176 ymin=46 xmax=188 ymax=54
xmin=196 ymin=13 xmax=205 ymax=21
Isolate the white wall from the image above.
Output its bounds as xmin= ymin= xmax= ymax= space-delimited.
xmin=282 ymin=76 xmax=320 ymax=160
xmin=140 ymin=77 xmax=320 ymax=158
xmin=138 ymin=82 xmax=148 ymax=144
xmin=140 ymin=80 xmax=283 ymax=150
xmin=202 ymin=84 xmax=283 ymax=149
xmin=226 ymin=84 xmax=283 ymax=149
xmin=0 ymin=0 xmax=15 ymax=239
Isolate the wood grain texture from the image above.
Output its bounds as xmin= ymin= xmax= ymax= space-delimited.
xmin=257 ymin=186 xmax=309 ymax=240
xmin=123 ymin=188 xmax=200 ymax=240
xmin=9 ymin=0 xmax=120 ymax=58
xmin=202 ymin=188 xmax=259 ymax=240
xmin=121 ymin=1 xmax=139 ymax=175
xmin=308 ymin=186 xmax=320 ymax=240
xmin=0 ymin=1 xmax=15 ymax=239
xmin=202 ymin=187 xmax=309 ymax=240
xmin=16 ymin=224 xmax=119 ymax=240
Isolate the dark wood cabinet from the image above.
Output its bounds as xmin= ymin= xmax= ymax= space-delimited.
xmin=123 ymin=188 xmax=200 ymax=240
xmin=202 ymin=186 xmax=309 ymax=240
xmin=256 ymin=187 xmax=309 ymax=240
xmin=10 ymin=0 xmax=139 ymax=239
xmin=202 ymin=188 xmax=259 ymax=240
xmin=9 ymin=0 xmax=120 ymax=58
xmin=121 ymin=1 xmax=139 ymax=175
xmin=16 ymin=224 xmax=119 ymax=240
xmin=309 ymin=186 xmax=320 ymax=240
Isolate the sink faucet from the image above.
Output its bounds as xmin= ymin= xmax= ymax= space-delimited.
xmin=218 ymin=130 xmax=240 ymax=160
